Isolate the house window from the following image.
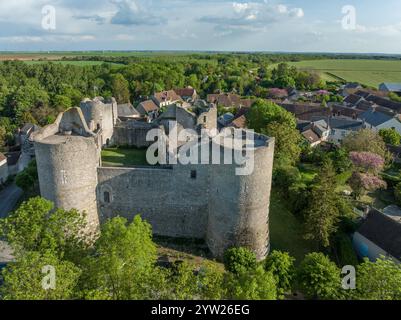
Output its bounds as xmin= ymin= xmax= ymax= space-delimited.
xmin=104 ymin=191 xmax=111 ymax=203
xmin=191 ymin=170 xmax=197 ymax=179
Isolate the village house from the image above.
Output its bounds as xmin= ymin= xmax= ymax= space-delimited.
xmin=359 ymin=109 xmax=401 ymax=135
xmin=379 ymin=83 xmax=401 ymax=95
xmin=301 ymin=129 xmax=322 ymax=147
xmin=344 ymin=93 xmax=363 ymax=106
xmin=353 ymin=209 xmax=401 ymax=263
xmin=331 ymin=103 xmax=365 ymax=119
xmin=341 ymin=83 xmax=362 ymax=97
xmin=152 ymin=90 xmax=183 ymax=108
xmin=174 ymin=87 xmax=198 ymax=102
xmin=207 ymin=93 xmax=253 ymax=109
xmin=328 ymin=117 xmax=365 ymax=144
xmin=136 ymin=100 xmax=160 ymax=121
xmin=277 ymin=101 xmax=331 ymax=121
xmin=299 ymin=119 xmax=330 ymax=147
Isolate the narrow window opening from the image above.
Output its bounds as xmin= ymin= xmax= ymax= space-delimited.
xmin=104 ymin=191 xmax=110 ymax=203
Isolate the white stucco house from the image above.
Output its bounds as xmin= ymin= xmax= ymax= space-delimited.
xmin=328 ymin=118 xmax=365 ymax=144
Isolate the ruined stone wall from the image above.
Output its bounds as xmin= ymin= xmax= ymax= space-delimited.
xmin=112 ymin=123 xmax=156 ymax=148
xmin=198 ymin=107 xmax=218 ymax=131
xmin=80 ymin=100 xmax=115 ymax=146
xmin=97 ymin=164 xmax=209 ymax=238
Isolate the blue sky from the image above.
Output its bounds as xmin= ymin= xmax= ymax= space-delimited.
xmin=1 ymin=0 xmax=401 ymax=53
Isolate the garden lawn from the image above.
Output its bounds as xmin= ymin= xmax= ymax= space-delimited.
xmin=101 ymin=148 xmax=149 ymax=167
xmin=269 ymin=190 xmax=315 ymax=263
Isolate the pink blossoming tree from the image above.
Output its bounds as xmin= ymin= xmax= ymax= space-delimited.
xmin=349 ymin=172 xmax=387 ymax=199
xmin=349 ymin=151 xmax=385 ymax=174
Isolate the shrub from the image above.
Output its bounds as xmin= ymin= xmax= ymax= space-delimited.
xmin=223 ymin=247 xmax=257 ymax=275
xmin=394 ymin=182 xmax=401 ymax=206
xmin=297 ymin=253 xmax=341 ymax=300
xmin=264 ymin=251 xmax=295 ymax=298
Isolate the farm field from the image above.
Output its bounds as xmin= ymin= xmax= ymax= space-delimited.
xmin=22 ymin=60 xmax=122 ymax=67
xmin=286 ymin=59 xmax=401 ymax=88
xmin=0 ymin=50 xmax=199 ymax=61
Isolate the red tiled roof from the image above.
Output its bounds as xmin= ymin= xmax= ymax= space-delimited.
xmin=302 ymin=129 xmax=320 ymax=144
xmin=230 ymin=115 xmax=247 ymax=129
xmin=138 ymin=100 xmax=159 ymax=113
xmin=277 ymin=101 xmax=331 ymax=121
xmin=240 ymin=99 xmax=254 ymax=108
xmin=207 ymin=93 xmax=242 ymax=108
xmin=153 ymin=90 xmax=182 ymax=103
xmin=174 ymin=88 xmax=196 ymax=97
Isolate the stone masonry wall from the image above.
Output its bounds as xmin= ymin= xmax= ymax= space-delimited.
xmin=97 ymin=164 xmax=210 ymax=238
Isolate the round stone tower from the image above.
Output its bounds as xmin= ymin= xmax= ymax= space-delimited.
xmin=206 ymin=131 xmax=275 ymax=260
xmin=32 ymin=108 xmax=101 ymax=233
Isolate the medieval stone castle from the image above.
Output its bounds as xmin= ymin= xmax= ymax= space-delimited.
xmin=31 ymin=91 xmax=275 ymax=260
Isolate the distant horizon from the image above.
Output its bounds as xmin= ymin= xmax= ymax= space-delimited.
xmin=2 ymin=1 xmax=401 ymax=54
xmin=0 ymin=50 xmax=400 ymax=57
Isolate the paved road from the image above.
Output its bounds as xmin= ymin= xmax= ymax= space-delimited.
xmin=0 ymin=184 xmax=23 ymax=219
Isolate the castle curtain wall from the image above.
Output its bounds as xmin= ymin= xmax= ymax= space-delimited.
xmin=97 ymin=164 xmax=210 ymax=239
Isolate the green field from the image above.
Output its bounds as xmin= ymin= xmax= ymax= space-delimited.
xmin=101 ymin=147 xmax=150 ymax=167
xmin=287 ymin=59 xmax=401 ymax=88
xmin=21 ymin=60 xmax=122 ymax=66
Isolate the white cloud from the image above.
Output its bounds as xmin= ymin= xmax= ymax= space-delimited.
xmin=290 ymin=8 xmax=304 ymax=18
xmin=110 ymin=0 xmax=166 ymax=26
xmin=200 ymin=2 xmax=304 ymax=32
xmin=277 ymin=5 xmax=288 ymax=14
xmin=233 ymin=2 xmax=250 ymax=13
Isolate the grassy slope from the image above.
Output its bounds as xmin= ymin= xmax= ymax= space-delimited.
xmin=287 ymin=59 xmax=401 ymax=87
xmin=101 ymin=148 xmax=149 ymax=167
xmin=269 ymin=190 xmax=315 ymax=263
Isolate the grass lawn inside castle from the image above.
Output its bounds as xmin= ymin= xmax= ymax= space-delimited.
xmin=101 ymin=147 xmax=150 ymax=167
